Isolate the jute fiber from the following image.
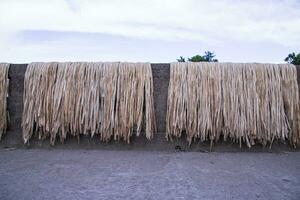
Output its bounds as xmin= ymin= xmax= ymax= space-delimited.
xmin=166 ymin=62 xmax=300 ymax=148
xmin=22 ymin=62 xmax=156 ymax=145
xmin=0 ymin=63 xmax=9 ymax=140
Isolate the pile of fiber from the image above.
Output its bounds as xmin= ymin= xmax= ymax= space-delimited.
xmin=22 ymin=62 xmax=156 ymax=145
xmin=0 ymin=63 xmax=9 ymax=140
xmin=166 ymin=62 xmax=300 ymax=148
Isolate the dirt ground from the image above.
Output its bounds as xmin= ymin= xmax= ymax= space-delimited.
xmin=0 ymin=149 xmax=299 ymax=200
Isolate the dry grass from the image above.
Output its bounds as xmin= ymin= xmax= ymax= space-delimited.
xmin=22 ymin=62 xmax=156 ymax=145
xmin=0 ymin=63 xmax=9 ymax=140
xmin=166 ymin=62 xmax=300 ymax=148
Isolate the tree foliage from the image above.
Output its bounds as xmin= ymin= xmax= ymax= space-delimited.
xmin=203 ymin=51 xmax=218 ymax=62
xmin=177 ymin=51 xmax=218 ymax=62
xmin=285 ymin=52 xmax=300 ymax=65
xmin=177 ymin=56 xmax=186 ymax=62
xmin=188 ymin=55 xmax=207 ymax=62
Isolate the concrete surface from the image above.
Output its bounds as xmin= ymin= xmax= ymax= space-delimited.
xmin=0 ymin=149 xmax=299 ymax=200
xmin=1 ymin=132 xmax=298 ymax=153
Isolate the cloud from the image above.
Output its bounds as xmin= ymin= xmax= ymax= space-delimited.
xmin=0 ymin=0 xmax=299 ymax=62
xmin=1 ymin=0 xmax=300 ymax=44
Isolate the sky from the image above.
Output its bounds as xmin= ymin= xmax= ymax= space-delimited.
xmin=0 ymin=0 xmax=300 ymax=63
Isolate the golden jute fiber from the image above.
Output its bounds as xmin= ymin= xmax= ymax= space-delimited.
xmin=0 ymin=63 xmax=9 ymax=140
xmin=22 ymin=62 xmax=156 ymax=145
xmin=166 ymin=62 xmax=300 ymax=148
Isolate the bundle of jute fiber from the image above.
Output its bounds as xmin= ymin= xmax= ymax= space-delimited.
xmin=221 ymin=63 xmax=260 ymax=148
xmin=272 ymin=64 xmax=300 ymax=146
xmin=166 ymin=62 xmax=300 ymax=148
xmin=166 ymin=62 xmax=223 ymax=146
xmin=0 ymin=63 xmax=9 ymax=140
xmin=22 ymin=62 xmax=156 ymax=145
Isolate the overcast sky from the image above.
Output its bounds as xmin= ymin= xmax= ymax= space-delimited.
xmin=0 ymin=0 xmax=299 ymax=63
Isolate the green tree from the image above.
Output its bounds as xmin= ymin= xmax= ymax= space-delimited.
xmin=177 ymin=51 xmax=218 ymax=62
xmin=285 ymin=52 xmax=300 ymax=65
xmin=188 ymin=55 xmax=207 ymax=62
xmin=203 ymin=51 xmax=218 ymax=62
xmin=177 ymin=56 xmax=186 ymax=62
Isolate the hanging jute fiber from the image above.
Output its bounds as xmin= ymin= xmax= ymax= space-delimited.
xmin=0 ymin=63 xmax=9 ymax=140
xmin=166 ymin=62 xmax=300 ymax=148
xmin=22 ymin=62 xmax=156 ymax=145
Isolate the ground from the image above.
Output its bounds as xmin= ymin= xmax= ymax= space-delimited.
xmin=0 ymin=149 xmax=299 ymax=200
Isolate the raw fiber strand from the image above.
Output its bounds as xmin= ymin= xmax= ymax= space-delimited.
xmin=114 ymin=63 xmax=156 ymax=143
xmin=166 ymin=62 xmax=300 ymax=148
xmin=0 ymin=63 xmax=9 ymax=140
xmin=22 ymin=62 xmax=156 ymax=145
